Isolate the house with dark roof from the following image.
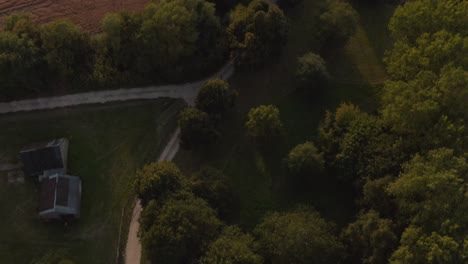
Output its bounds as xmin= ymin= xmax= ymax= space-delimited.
xmin=19 ymin=138 xmax=81 ymax=220
xmin=39 ymin=172 xmax=81 ymax=220
xmin=19 ymin=138 xmax=68 ymax=177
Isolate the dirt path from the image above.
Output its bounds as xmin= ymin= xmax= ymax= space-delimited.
xmin=121 ymin=64 xmax=233 ymax=264
xmin=0 ymin=63 xmax=233 ymax=114
xmin=124 ymin=128 xmax=181 ymax=264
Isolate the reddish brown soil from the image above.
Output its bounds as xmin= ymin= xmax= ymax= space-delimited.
xmin=0 ymin=0 xmax=149 ymax=33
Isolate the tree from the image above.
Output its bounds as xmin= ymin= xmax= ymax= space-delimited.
xmin=285 ymin=141 xmax=324 ymax=179
xmin=295 ymin=52 xmax=329 ymax=88
xmin=385 ymin=31 xmax=466 ymax=81
xmin=255 ymin=207 xmax=344 ymax=263
xmin=245 ymin=105 xmax=284 ymax=145
xmin=361 ymin=175 xmax=396 ymax=218
xmin=387 ymin=148 xmax=467 ymax=232
xmin=0 ymin=14 xmax=46 ymax=99
xmin=195 ymin=79 xmax=238 ymax=120
xmin=201 ymin=226 xmax=263 ymax=264
xmin=227 ymin=0 xmax=289 ymax=66
xmin=319 ymin=0 xmax=359 ymax=44
xmin=178 ymin=107 xmax=219 ymax=149
xmin=140 ymin=0 xmax=222 ymax=77
xmin=134 ymin=161 xmax=185 ymax=206
xmin=139 ymin=191 xmax=222 ymax=264
xmin=40 ymin=19 xmax=94 ymax=87
xmin=388 ymin=0 xmax=467 ymax=44
xmin=190 ymin=166 xmax=236 ymax=220
xmin=100 ymin=12 xmax=143 ymax=81
xmin=342 ymin=210 xmax=398 ymax=264
xmin=317 ymin=103 xmax=362 ymax=166
xmin=390 ymin=226 xmax=463 ymax=264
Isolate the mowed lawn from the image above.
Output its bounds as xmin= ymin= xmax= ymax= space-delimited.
xmin=175 ymin=0 xmax=395 ymax=228
xmin=0 ymin=99 xmax=184 ymax=263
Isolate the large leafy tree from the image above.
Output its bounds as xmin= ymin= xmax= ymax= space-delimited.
xmin=255 ymin=207 xmax=344 ymax=264
xmin=342 ymin=210 xmax=398 ymax=264
xmin=140 ymin=0 xmax=222 ymax=76
xmin=295 ymin=52 xmax=329 ymax=88
xmin=227 ymin=0 xmax=288 ymax=66
xmin=201 ymin=226 xmax=263 ymax=264
xmin=134 ymin=161 xmax=185 ymax=206
xmin=0 ymin=14 xmax=46 ymax=98
xmin=245 ymin=105 xmax=284 ymax=145
xmin=139 ymin=191 xmax=222 ymax=264
xmin=195 ymin=79 xmax=238 ymax=120
xmin=285 ymin=141 xmax=324 ymax=179
xmin=319 ymin=0 xmax=359 ymax=45
xmin=388 ymin=0 xmax=467 ymax=43
xmin=178 ymin=107 xmax=219 ymax=149
xmin=389 ymin=226 xmax=464 ymax=264
xmin=386 ymin=148 xmax=467 ymax=232
xmin=40 ymin=20 xmax=94 ymax=87
xmin=190 ymin=166 xmax=236 ymax=220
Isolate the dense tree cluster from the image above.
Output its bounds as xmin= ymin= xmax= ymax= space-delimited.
xmin=226 ymin=0 xmax=289 ymax=67
xmin=313 ymin=1 xmax=468 ymax=263
xmin=0 ymin=0 xmax=224 ymax=100
xmin=178 ymin=78 xmax=237 ymax=149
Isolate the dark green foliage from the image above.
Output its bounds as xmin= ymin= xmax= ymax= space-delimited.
xmin=319 ymin=0 xmax=359 ymax=45
xmin=190 ymin=166 xmax=236 ymax=220
xmin=388 ymin=0 xmax=467 ymax=43
xmin=385 ymin=31 xmax=466 ymax=81
xmin=178 ymin=107 xmax=219 ymax=149
xmin=245 ymin=105 xmax=284 ymax=145
xmin=195 ymin=79 xmax=238 ymax=120
xmin=227 ymin=0 xmax=289 ymax=67
xmin=361 ymin=176 xmax=396 ymax=218
xmin=40 ymin=20 xmax=95 ymax=88
xmin=389 ymin=226 xmax=464 ymax=264
xmin=140 ymin=191 xmax=222 ymax=264
xmin=295 ymin=52 xmax=329 ymax=88
xmin=200 ymin=226 xmax=263 ymax=264
xmin=285 ymin=141 xmax=324 ymax=179
xmin=342 ymin=210 xmax=398 ymax=264
xmin=255 ymin=206 xmax=344 ymax=264
xmin=0 ymin=14 xmax=46 ymax=99
xmin=318 ymin=104 xmax=405 ymax=182
xmin=134 ymin=161 xmax=185 ymax=206
xmin=386 ymin=148 xmax=467 ymax=232
xmin=0 ymin=0 xmax=224 ymax=100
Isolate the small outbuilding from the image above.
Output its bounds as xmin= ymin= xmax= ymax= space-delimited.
xmin=19 ymin=138 xmax=69 ymax=177
xmin=39 ymin=172 xmax=82 ymax=220
xmin=18 ymin=138 xmax=81 ymax=220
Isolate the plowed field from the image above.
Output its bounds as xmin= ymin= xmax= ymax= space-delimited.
xmin=0 ymin=0 xmax=149 ymax=32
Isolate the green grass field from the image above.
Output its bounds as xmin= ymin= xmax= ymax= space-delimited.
xmin=175 ymin=0 xmax=395 ymax=229
xmin=0 ymin=99 xmax=184 ymax=263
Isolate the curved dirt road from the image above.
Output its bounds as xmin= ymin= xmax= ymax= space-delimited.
xmin=0 ymin=62 xmax=233 ymax=114
xmin=124 ymin=128 xmax=181 ymax=264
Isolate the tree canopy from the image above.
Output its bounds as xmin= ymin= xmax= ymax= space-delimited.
xmin=295 ymin=52 xmax=329 ymax=88
xmin=134 ymin=161 xmax=185 ymax=205
xmin=140 ymin=191 xmax=222 ymax=264
xmin=178 ymin=107 xmax=219 ymax=149
xmin=201 ymin=226 xmax=263 ymax=264
xmin=227 ymin=0 xmax=289 ymax=66
xmin=255 ymin=207 xmax=344 ymax=264
xmin=195 ymin=79 xmax=238 ymax=120
xmin=245 ymin=105 xmax=284 ymax=145
xmin=285 ymin=141 xmax=324 ymax=179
